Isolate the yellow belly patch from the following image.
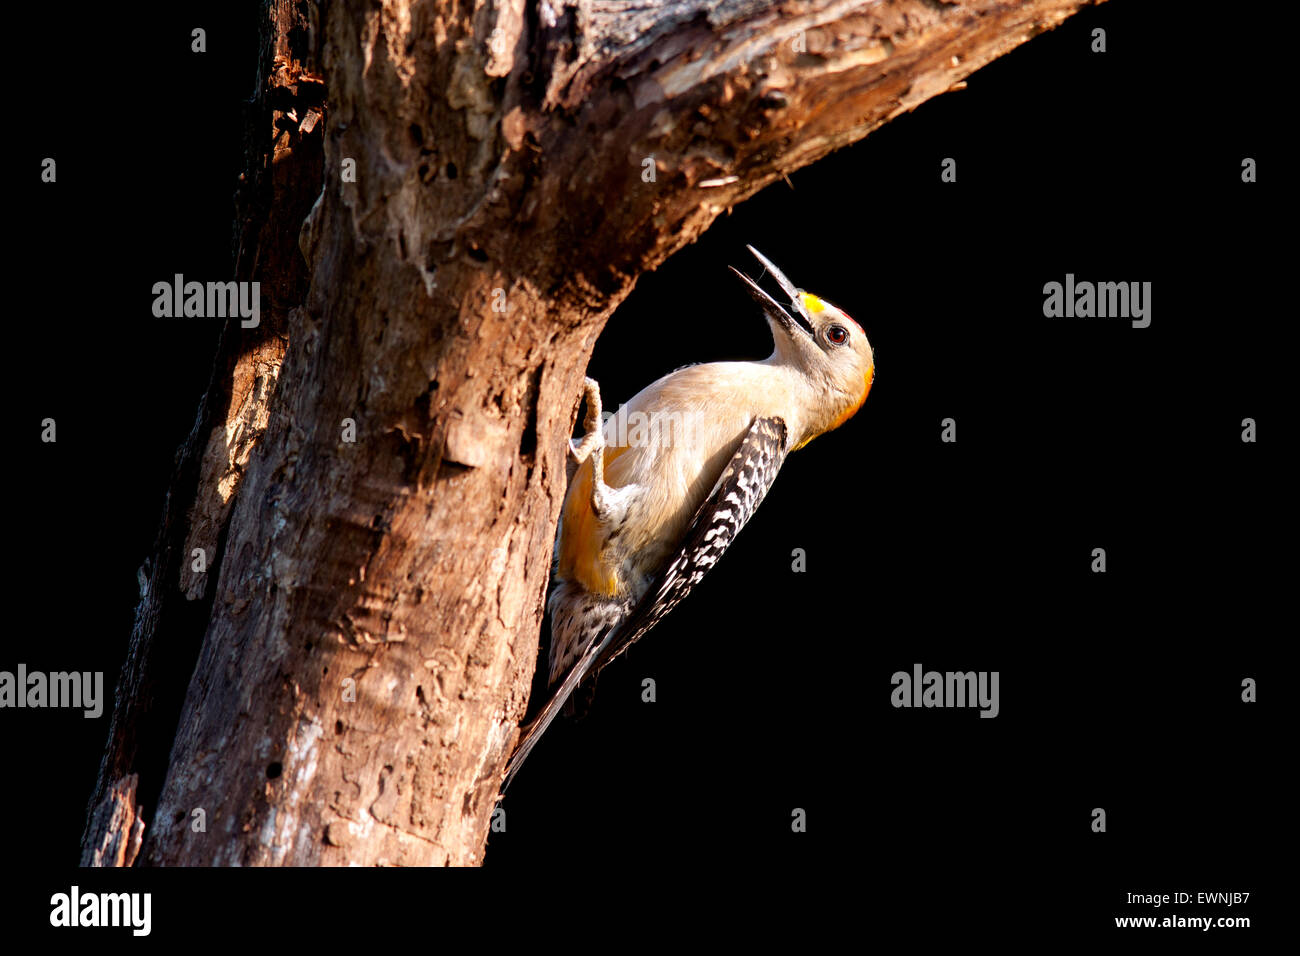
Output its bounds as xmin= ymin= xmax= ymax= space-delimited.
xmin=558 ymin=443 xmax=632 ymax=597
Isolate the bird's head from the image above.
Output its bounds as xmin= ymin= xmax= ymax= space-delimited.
xmin=731 ymin=246 xmax=875 ymax=444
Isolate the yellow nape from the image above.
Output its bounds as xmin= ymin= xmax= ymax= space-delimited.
xmin=801 ymin=292 xmax=826 ymax=313
xmin=557 ymin=444 xmax=632 ymax=597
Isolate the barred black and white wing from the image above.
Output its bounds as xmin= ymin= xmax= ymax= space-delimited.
xmin=588 ymin=415 xmax=789 ymax=675
xmin=503 ymin=417 xmax=789 ymax=790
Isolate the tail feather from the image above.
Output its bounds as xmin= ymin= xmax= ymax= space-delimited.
xmin=563 ymin=672 xmax=598 ymax=720
xmin=504 ymin=587 xmax=627 ymax=790
xmin=501 ymin=632 xmax=608 ymax=791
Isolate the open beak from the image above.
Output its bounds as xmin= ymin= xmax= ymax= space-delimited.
xmin=730 ymin=246 xmax=815 ymax=340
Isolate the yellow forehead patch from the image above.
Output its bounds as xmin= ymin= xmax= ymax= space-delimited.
xmin=801 ymin=292 xmax=825 ymax=313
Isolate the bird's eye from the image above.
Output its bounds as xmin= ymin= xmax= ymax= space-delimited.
xmin=826 ymin=325 xmax=848 ymax=346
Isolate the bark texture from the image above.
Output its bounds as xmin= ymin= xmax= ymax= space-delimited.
xmin=85 ymin=0 xmax=1104 ymax=866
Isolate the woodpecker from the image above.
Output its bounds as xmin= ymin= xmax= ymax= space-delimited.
xmin=503 ymin=246 xmax=875 ymax=789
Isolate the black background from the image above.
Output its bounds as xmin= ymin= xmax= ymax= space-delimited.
xmin=5 ymin=0 xmax=1282 ymax=943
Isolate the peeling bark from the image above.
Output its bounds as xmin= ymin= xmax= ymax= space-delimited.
xmin=83 ymin=774 xmax=145 ymax=868
xmin=81 ymin=0 xmax=325 ymax=862
xmin=85 ymin=0 xmax=1104 ymax=867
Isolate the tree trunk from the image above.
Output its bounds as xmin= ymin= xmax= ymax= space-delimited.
xmin=83 ymin=0 xmax=1104 ymax=867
